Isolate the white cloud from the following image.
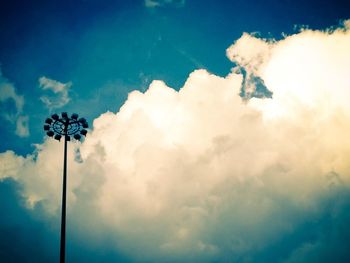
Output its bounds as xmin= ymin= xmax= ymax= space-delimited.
xmin=39 ymin=76 xmax=72 ymax=110
xmin=0 ymin=70 xmax=29 ymax=137
xmin=1 ymin=21 xmax=350 ymax=261
xmin=226 ymin=32 xmax=274 ymax=75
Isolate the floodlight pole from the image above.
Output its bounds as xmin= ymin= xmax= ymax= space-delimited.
xmin=60 ymin=122 xmax=68 ymax=263
xmin=43 ymin=112 xmax=89 ymax=263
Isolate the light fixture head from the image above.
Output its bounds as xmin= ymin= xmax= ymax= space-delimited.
xmin=78 ymin=117 xmax=86 ymax=124
xmin=45 ymin=118 xmax=53 ymax=124
xmin=51 ymin=113 xmax=59 ymax=120
xmin=45 ymin=113 xmax=88 ymax=142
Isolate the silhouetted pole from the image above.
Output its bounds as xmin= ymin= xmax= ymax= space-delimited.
xmin=60 ymin=123 xmax=68 ymax=263
xmin=44 ymin=112 xmax=89 ymax=263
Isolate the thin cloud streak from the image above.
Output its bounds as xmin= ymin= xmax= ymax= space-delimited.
xmin=0 ymin=70 xmax=29 ymax=137
xmin=39 ymin=76 xmax=72 ymax=111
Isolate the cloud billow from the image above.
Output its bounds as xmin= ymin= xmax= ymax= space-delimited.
xmin=1 ymin=21 xmax=350 ymax=262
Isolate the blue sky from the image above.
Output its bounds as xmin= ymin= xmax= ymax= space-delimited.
xmin=1 ymin=0 xmax=350 ymax=262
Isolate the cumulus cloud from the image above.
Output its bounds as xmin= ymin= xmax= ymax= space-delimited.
xmin=39 ymin=76 xmax=72 ymax=110
xmin=1 ymin=21 xmax=350 ymax=262
xmin=0 ymin=70 xmax=29 ymax=137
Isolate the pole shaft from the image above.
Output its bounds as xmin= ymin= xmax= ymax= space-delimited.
xmin=60 ymin=130 xmax=68 ymax=263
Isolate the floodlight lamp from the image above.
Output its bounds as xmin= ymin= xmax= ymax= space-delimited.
xmin=78 ymin=118 xmax=86 ymax=124
xmin=45 ymin=118 xmax=53 ymax=124
xmin=52 ymin=114 xmax=59 ymax=120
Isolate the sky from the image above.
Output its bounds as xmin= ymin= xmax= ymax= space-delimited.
xmin=0 ymin=0 xmax=350 ymax=262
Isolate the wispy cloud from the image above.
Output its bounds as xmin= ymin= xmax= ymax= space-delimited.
xmin=145 ymin=0 xmax=185 ymax=8
xmin=0 ymin=70 xmax=29 ymax=137
xmin=15 ymin=115 xmax=30 ymax=138
xmin=39 ymin=76 xmax=72 ymax=110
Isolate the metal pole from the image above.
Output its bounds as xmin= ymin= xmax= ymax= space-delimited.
xmin=44 ymin=113 xmax=88 ymax=262
xmin=60 ymin=124 xmax=68 ymax=263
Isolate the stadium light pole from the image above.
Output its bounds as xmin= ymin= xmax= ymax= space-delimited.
xmin=44 ymin=112 xmax=89 ymax=263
